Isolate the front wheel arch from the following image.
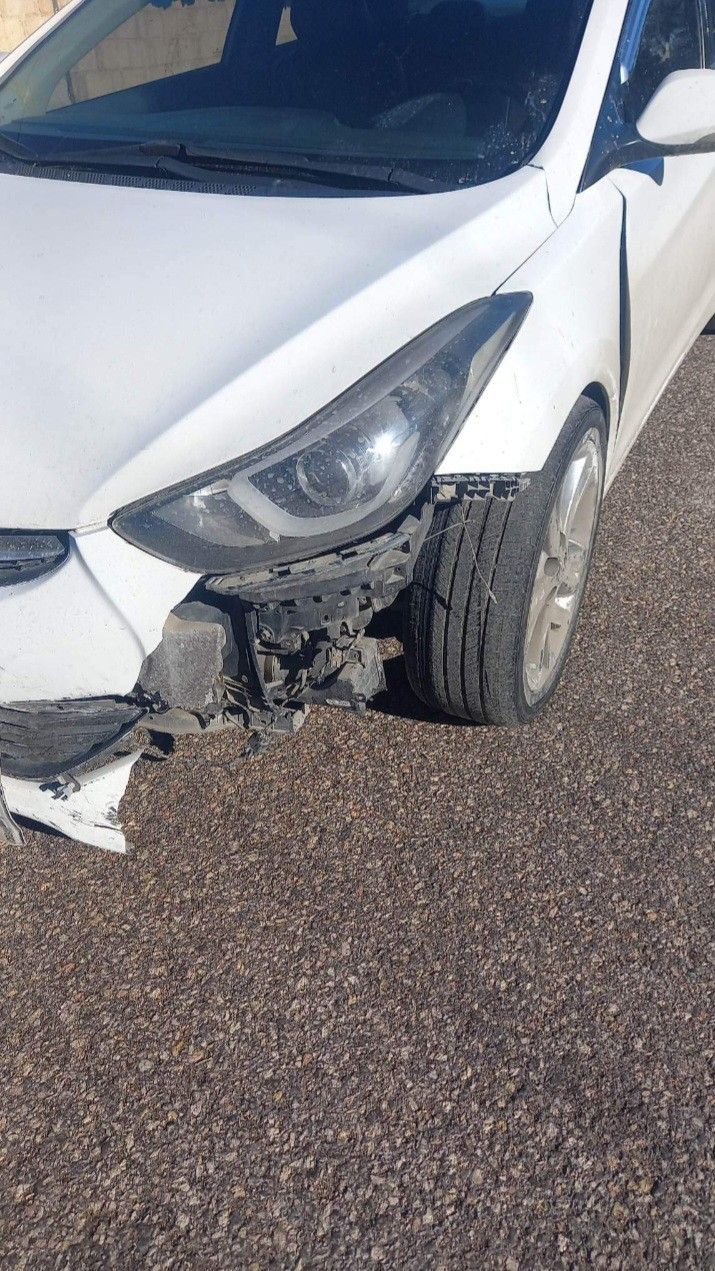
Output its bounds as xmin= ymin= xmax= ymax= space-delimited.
xmin=582 ymin=381 xmax=613 ymax=441
xmin=404 ymin=397 xmax=607 ymax=726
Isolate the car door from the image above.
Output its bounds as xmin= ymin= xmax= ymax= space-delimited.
xmin=609 ymin=0 xmax=715 ymax=462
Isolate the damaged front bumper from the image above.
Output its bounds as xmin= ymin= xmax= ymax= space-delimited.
xmin=0 ymin=475 xmax=528 ymax=850
xmin=0 ymin=501 xmax=432 ymax=849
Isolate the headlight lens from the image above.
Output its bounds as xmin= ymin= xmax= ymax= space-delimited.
xmin=112 ymin=294 xmax=531 ymax=574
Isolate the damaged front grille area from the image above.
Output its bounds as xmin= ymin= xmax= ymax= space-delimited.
xmin=200 ymin=504 xmax=433 ymax=745
xmin=0 ymin=698 xmax=145 ymax=781
xmin=133 ymin=505 xmax=433 ymax=751
xmin=0 ymin=478 xmax=529 ymax=786
xmin=0 ymin=505 xmax=433 ymax=784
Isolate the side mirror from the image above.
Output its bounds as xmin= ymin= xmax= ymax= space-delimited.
xmin=637 ymin=68 xmax=715 ymax=150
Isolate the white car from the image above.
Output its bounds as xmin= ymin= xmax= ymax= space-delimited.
xmin=1 ymin=0 xmax=714 ymax=850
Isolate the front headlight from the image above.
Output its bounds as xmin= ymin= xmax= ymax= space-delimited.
xmin=112 ymin=294 xmax=531 ymax=574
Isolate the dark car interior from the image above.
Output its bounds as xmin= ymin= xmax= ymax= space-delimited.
xmin=6 ymin=0 xmax=593 ymax=181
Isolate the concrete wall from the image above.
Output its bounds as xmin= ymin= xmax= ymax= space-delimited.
xmin=0 ymin=1 xmax=238 ymax=78
xmin=0 ymin=0 xmax=66 ymax=54
xmin=0 ymin=0 xmax=241 ymax=114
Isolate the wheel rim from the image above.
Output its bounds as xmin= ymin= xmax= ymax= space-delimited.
xmin=523 ymin=428 xmax=603 ymax=705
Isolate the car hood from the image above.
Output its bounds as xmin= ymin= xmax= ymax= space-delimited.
xmin=0 ymin=165 xmax=554 ymax=529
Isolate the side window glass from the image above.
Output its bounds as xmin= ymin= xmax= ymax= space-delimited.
xmin=276 ymin=5 xmax=297 ymax=45
xmin=628 ymin=0 xmax=702 ymax=119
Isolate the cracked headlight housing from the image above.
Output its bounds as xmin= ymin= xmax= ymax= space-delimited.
xmin=113 ymin=295 xmax=531 ymax=574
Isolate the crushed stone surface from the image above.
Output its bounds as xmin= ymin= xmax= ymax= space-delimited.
xmin=2 ymin=341 xmax=713 ymax=1267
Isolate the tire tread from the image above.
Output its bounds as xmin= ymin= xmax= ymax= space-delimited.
xmin=404 ymin=398 xmax=606 ymax=726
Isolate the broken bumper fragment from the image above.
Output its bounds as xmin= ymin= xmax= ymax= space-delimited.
xmin=1 ymin=752 xmax=141 ymax=853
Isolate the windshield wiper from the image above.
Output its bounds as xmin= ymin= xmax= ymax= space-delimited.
xmin=170 ymin=142 xmax=444 ymax=193
xmin=13 ymin=138 xmax=444 ymax=193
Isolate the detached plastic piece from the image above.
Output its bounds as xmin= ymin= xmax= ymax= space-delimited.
xmin=0 ymin=697 xmax=145 ymax=781
xmin=1 ymin=751 xmax=141 ymax=853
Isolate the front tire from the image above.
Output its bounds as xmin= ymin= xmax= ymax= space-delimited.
xmin=404 ymin=397 xmax=606 ymax=726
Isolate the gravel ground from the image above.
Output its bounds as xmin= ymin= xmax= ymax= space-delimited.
xmin=2 ymin=342 xmax=714 ymax=1268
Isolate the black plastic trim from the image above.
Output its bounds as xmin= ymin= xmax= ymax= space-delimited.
xmin=0 ymin=531 xmax=69 ymax=587
xmin=0 ymin=698 xmax=145 ymax=780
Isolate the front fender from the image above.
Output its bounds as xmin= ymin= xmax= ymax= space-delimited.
xmin=437 ymin=180 xmax=624 ymax=478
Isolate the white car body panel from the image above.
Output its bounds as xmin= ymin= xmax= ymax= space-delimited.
xmin=611 ymin=154 xmax=715 ymax=463
xmin=0 ymin=530 xmax=199 ymax=701
xmin=0 ymin=165 xmax=554 ymax=530
xmin=531 ymin=0 xmax=628 ymax=224
xmin=4 ymin=749 xmax=141 ymax=853
xmin=438 ymin=180 xmax=623 ymax=479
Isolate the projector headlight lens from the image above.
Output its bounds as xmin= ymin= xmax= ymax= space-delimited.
xmin=112 ymin=294 xmax=531 ymax=574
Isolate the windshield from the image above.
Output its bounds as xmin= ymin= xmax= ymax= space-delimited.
xmin=0 ymin=0 xmax=593 ymax=190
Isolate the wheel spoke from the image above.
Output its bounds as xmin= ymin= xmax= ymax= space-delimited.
xmin=543 ymin=508 xmax=563 ymax=562
xmin=546 ymin=592 xmax=571 ymax=629
xmin=528 ymin=555 xmax=555 ymax=619
xmin=557 ymin=455 xmax=588 ymax=542
xmin=522 ymin=428 xmax=603 ymax=703
xmin=564 ymin=451 xmax=599 ymax=549
xmin=525 ymin=599 xmax=552 ymax=681
xmin=561 ymin=542 xmax=588 ymax=595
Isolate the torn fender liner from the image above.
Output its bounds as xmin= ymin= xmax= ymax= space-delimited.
xmin=1 ymin=751 xmax=142 ymax=854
